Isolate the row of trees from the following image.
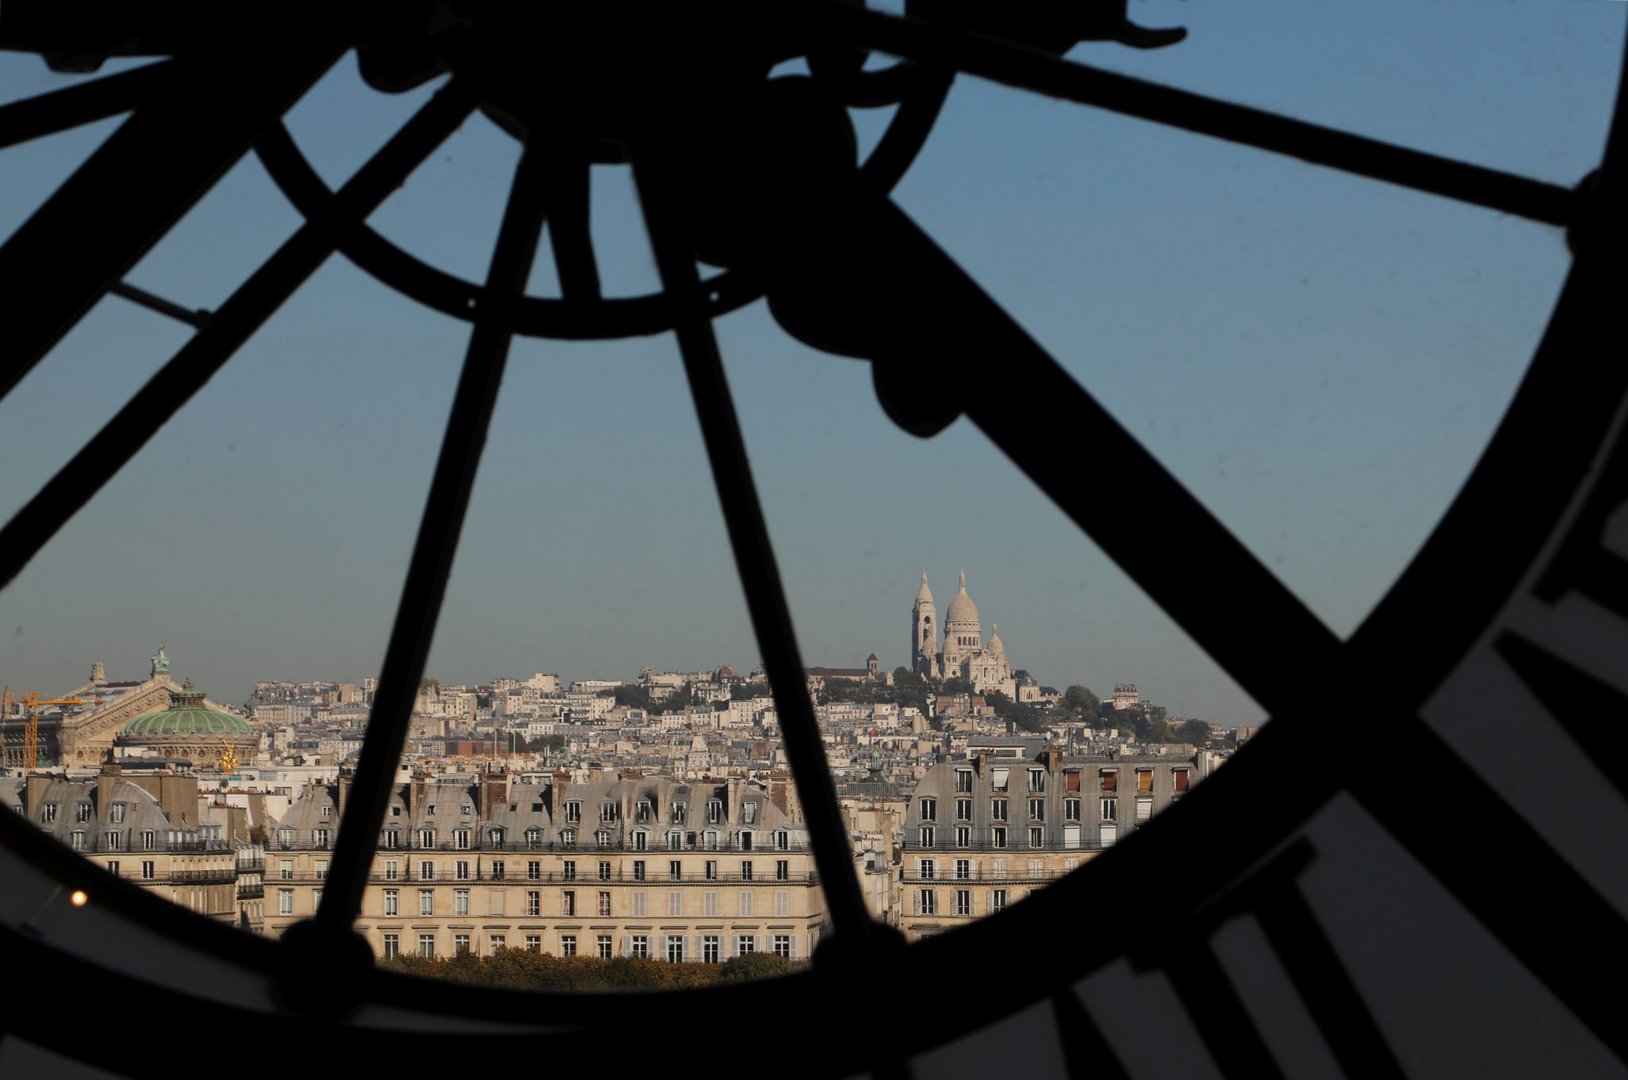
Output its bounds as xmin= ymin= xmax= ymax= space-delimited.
xmin=380 ymin=949 xmax=803 ymax=990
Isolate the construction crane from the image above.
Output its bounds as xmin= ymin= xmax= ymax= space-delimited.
xmin=19 ymin=692 xmax=86 ymax=771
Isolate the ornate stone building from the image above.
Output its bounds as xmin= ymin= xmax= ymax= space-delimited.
xmin=264 ymin=769 xmax=828 ymax=963
xmin=1 ymin=644 xmax=251 ymax=768
xmin=911 ymin=571 xmax=1015 ymax=696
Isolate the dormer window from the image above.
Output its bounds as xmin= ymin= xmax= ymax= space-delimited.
xmin=564 ymin=801 xmax=582 ymax=823
xmin=774 ymin=830 xmax=790 ymax=851
xmin=454 ymin=829 xmax=471 ymax=850
xmin=668 ymin=829 xmax=683 ymax=850
xmin=636 ymin=800 xmax=653 ymax=823
xmin=418 ymin=828 xmax=435 ymax=848
xmin=383 ymin=830 xmax=399 ymax=849
xmin=313 ymin=828 xmax=330 ymax=848
xmin=488 ymin=827 xmax=505 ymax=847
xmin=525 ymin=827 xmax=543 ymax=848
xmin=1028 ymin=768 xmax=1045 ymax=792
xmin=670 ymin=802 xmax=685 ymax=823
xmin=706 ymin=799 xmax=722 ymax=824
xmin=426 ymin=805 xmax=436 ymax=815
xmin=919 ymin=798 xmax=936 ymax=822
xmin=599 ymin=802 xmax=618 ymax=823
xmin=76 ymin=802 xmax=92 ymax=823
xmin=109 ymin=803 xmax=125 ymax=824
xmin=320 ymin=806 xmax=332 ymax=817
xmin=741 ymin=801 xmax=757 ymax=825
xmin=276 ymin=828 xmax=292 ymax=849
xmin=595 ymin=829 xmax=613 ymax=849
xmin=460 ymin=804 xmax=471 ymax=815
xmin=41 ymin=803 xmax=57 ymax=824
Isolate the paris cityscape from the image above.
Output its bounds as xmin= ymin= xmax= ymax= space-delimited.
xmin=1 ymin=569 xmax=1239 ymax=985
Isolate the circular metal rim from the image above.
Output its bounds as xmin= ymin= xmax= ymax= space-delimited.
xmin=1 ymin=17 xmax=1624 ymax=1076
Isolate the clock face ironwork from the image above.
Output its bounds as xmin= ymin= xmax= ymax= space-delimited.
xmin=0 ymin=3 xmax=1625 ymax=1076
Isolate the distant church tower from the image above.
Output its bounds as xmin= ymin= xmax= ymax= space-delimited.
xmin=912 ymin=572 xmax=940 ymax=678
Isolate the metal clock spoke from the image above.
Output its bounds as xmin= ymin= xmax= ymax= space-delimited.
xmin=321 ymin=144 xmax=550 ymax=929
xmin=0 ymin=59 xmax=175 ymax=150
xmin=0 ymin=82 xmax=479 ymax=592
xmin=0 ymin=45 xmax=342 ymax=398
xmin=819 ymin=3 xmax=1578 ymax=226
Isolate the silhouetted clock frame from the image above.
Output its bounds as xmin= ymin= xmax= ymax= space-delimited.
xmin=0 ymin=4 xmax=1624 ymax=1076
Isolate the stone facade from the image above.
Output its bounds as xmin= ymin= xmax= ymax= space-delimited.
xmin=911 ymin=571 xmax=1014 ymax=695
xmin=264 ymin=770 xmax=826 ymax=963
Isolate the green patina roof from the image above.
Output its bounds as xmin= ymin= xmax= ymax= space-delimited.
xmin=122 ymin=686 xmax=254 ymax=738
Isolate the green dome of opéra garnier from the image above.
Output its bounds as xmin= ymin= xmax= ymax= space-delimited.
xmin=121 ymin=682 xmax=254 ymax=738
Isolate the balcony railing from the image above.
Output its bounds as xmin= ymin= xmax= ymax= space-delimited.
xmin=274 ymin=836 xmax=809 ymax=854
xmin=267 ymin=870 xmax=820 ymax=885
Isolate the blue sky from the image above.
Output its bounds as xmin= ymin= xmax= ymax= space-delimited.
xmin=1 ymin=2 xmax=1622 ymax=727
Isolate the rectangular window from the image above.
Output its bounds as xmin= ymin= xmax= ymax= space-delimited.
xmin=1064 ymin=798 xmax=1081 ymax=821
xmin=705 ymin=859 xmax=718 ymax=881
xmin=919 ymin=826 xmax=935 ymax=847
xmin=954 ymin=825 xmax=970 ymax=848
xmin=313 ymin=828 xmax=330 ymax=848
xmin=919 ymin=858 xmax=936 ymax=880
xmin=1101 ymin=798 xmax=1117 ymax=821
xmin=490 ymin=859 xmax=505 ymax=880
xmin=919 ymin=798 xmax=936 ymax=821
xmin=561 ymin=934 xmax=577 ymax=957
xmin=1173 ymin=769 xmax=1190 ymax=793
xmin=633 ymin=859 xmax=646 ymax=881
xmin=141 ymin=830 xmax=157 ymax=850
xmin=955 ymin=798 xmax=972 ymax=821
xmin=280 ymin=859 xmax=293 ymax=880
xmin=419 ymin=889 xmax=434 ymax=916
xmin=560 ymin=859 xmax=574 ymax=881
xmin=385 ymin=859 xmax=399 ymax=880
xmin=739 ymin=892 xmax=753 ymax=917
xmin=666 ymin=936 xmax=685 ymax=963
xmin=1065 ymin=770 xmax=1082 ymax=793
xmin=991 ymin=798 xmax=1008 ymax=821
xmin=1029 ymin=798 xmax=1045 ymax=821
xmin=598 ymin=860 xmax=612 ymax=881
xmin=737 ymin=934 xmax=757 ymax=956
xmin=955 ymin=889 xmax=972 ymax=916
xmin=278 ymin=889 xmax=294 ymax=915
xmin=314 ymin=859 xmax=328 ymax=880
xmin=992 ymin=827 xmax=1007 ymax=849
xmin=631 ymin=891 xmax=647 ymax=917
xmin=1099 ymin=769 xmax=1118 ymax=793
xmin=669 ymin=859 xmax=682 ymax=880
xmin=918 ymin=889 xmax=936 ymax=915
xmin=103 ymin=831 xmax=121 ymax=850
xmin=455 ymin=829 xmax=471 ymax=850
xmin=1029 ymin=826 xmax=1045 ymax=848
xmin=382 ymin=932 xmax=399 ymax=959
xmin=991 ymin=767 xmax=1009 ymax=792
xmin=455 ymin=888 xmax=470 ymax=915
xmin=741 ymin=861 xmax=753 ymax=881
xmin=1137 ymin=769 xmax=1153 ymax=794
xmin=418 ymin=934 xmax=435 ymax=958
xmin=955 ymin=859 xmax=972 ymax=880
xmin=633 ymin=831 xmax=647 ymax=851
xmin=565 ymin=801 xmax=581 ymax=823
xmin=775 ymin=889 xmax=790 ymax=917
xmin=454 ymin=934 xmax=471 ymax=957
xmin=141 ymin=860 xmax=155 ymax=880
xmin=526 ymin=890 xmax=540 ymax=916
xmin=630 ymin=935 xmax=649 ymax=959
xmin=76 ymin=802 xmax=92 ymax=823
xmin=490 ymin=934 xmax=506 ymax=952
xmin=109 ymin=802 xmax=125 ymax=824
xmin=991 ymin=889 xmax=1008 ymax=912
xmin=598 ymin=891 xmax=612 ymax=917
xmin=707 ymin=800 xmax=722 ymax=824
xmin=455 ymin=860 xmax=470 ymax=881
xmin=773 ymin=934 xmax=792 ymax=959
xmin=106 ymin=860 xmax=120 ymax=876
xmin=562 ymin=890 xmax=576 ymax=916
xmin=955 ymin=769 xmax=974 ymax=793
xmin=525 ymin=935 xmax=541 ymax=952
xmin=703 ymin=890 xmax=718 ymax=917
xmin=490 ymin=890 xmax=505 ymax=916
xmin=41 ymin=804 xmax=56 ymax=824
xmin=775 ymin=859 xmax=789 ymax=881
xmin=419 ymin=860 xmax=435 ymax=880
xmin=1028 ymin=858 xmax=1044 ymax=876
xmin=600 ymin=802 xmax=618 ymax=823
xmin=667 ymin=890 xmax=683 ymax=916
xmin=596 ymin=934 xmax=613 ymax=959
xmin=1028 ymin=768 xmax=1045 ymax=792
xmin=384 ymin=889 xmax=399 ymax=916
xmin=1136 ymin=796 xmax=1153 ymax=822
xmin=703 ymin=935 xmax=721 ymax=964
xmin=70 ymin=831 xmax=86 ymax=850
xmin=1101 ymin=823 xmax=1118 ymax=847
